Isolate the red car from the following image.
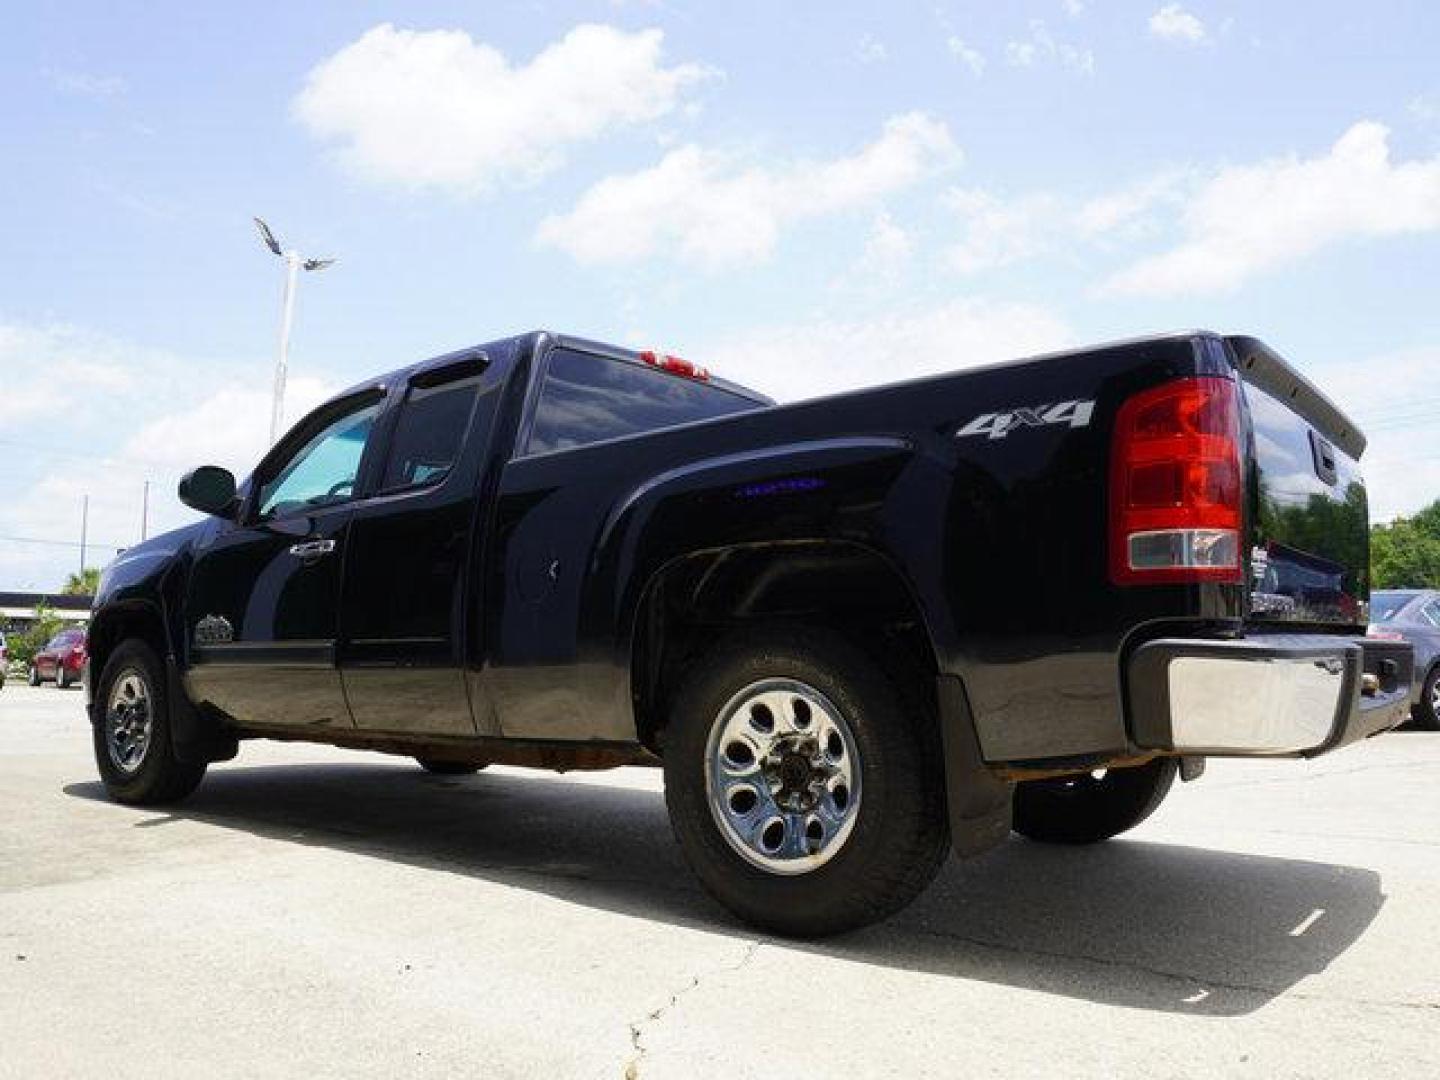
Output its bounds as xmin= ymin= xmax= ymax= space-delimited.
xmin=28 ymin=628 xmax=87 ymax=689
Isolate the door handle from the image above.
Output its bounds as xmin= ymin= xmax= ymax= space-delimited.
xmin=288 ymin=539 xmax=336 ymax=559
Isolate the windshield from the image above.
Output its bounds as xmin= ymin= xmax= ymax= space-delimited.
xmin=1371 ymin=591 xmax=1418 ymax=622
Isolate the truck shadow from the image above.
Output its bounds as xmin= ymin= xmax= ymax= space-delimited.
xmin=64 ymin=762 xmax=1384 ymax=1017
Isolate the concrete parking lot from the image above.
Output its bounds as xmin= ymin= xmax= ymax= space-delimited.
xmin=2 ymin=683 xmax=1437 ymax=1079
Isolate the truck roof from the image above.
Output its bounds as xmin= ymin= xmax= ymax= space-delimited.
xmin=335 ymin=331 xmax=774 ymax=410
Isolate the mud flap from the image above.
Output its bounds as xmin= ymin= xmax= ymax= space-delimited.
xmin=936 ymin=674 xmax=1013 ymax=857
xmin=166 ymin=655 xmax=238 ymax=764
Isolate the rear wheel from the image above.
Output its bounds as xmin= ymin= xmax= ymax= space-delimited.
xmin=92 ymin=640 xmax=207 ymax=805
xmin=1012 ymin=758 xmax=1178 ymax=844
xmin=415 ymin=758 xmax=486 ymax=775
xmin=56 ymin=664 xmax=71 ymax=689
xmin=662 ymin=626 xmax=948 ymax=937
xmin=28 ymin=665 xmax=41 ymax=686
xmin=1413 ymin=667 xmax=1440 ymax=731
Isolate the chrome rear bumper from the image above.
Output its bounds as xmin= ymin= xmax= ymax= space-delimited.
xmin=1128 ymin=633 xmax=1413 ymax=757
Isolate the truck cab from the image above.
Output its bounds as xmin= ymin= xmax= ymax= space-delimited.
xmin=85 ymin=329 xmax=1412 ymax=936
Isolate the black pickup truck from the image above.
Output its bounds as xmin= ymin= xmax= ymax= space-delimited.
xmin=88 ymin=330 xmax=1412 ymax=935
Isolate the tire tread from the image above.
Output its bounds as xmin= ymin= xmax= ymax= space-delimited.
xmin=93 ymin=640 xmax=207 ymax=805
xmin=662 ymin=624 xmax=948 ymax=937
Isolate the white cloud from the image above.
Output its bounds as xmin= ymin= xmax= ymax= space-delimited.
xmin=1301 ymin=346 xmax=1440 ymax=521
xmin=698 ymin=298 xmax=1073 ymax=403
xmin=1102 ymin=122 xmax=1440 ymax=296
xmin=1074 ymin=170 xmax=1187 ymax=239
xmin=864 ymin=211 xmax=912 ymax=264
xmin=1410 ymin=93 xmax=1440 ymax=126
xmin=943 ymin=188 xmax=1063 ymax=272
xmin=696 ymin=298 xmax=1071 ymax=403
xmin=856 ymin=34 xmax=888 ymax=64
xmin=946 ymin=36 xmax=986 ymax=77
xmin=0 ymin=321 xmax=335 ymax=591
xmin=0 ymin=325 xmax=138 ymax=425
xmin=1063 ymin=0 xmax=1086 ymax=17
xmin=937 ymin=172 xmax=1185 ymax=273
xmin=45 ymin=68 xmax=127 ymax=98
xmin=118 ymin=379 xmax=332 ymax=484
xmin=293 ymin=23 xmax=711 ymax=196
xmin=855 ymin=211 xmax=914 ymax=284
xmin=1148 ymin=5 xmax=1207 ymax=44
xmin=0 ymin=375 xmax=334 ymax=593
xmin=1005 ymin=21 xmax=1094 ymax=75
xmin=536 ymin=112 xmax=960 ymax=268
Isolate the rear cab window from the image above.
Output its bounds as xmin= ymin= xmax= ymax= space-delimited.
xmin=1370 ymin=592 xmax=1417 ymax=622
xmin=380 ymin=360 xmax=488 ymax=493
xmin=524 ymin=348 xmax=758 ymax=456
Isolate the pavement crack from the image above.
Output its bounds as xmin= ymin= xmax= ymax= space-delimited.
xmin=623 ymin=939 xmax=761 ymax=1078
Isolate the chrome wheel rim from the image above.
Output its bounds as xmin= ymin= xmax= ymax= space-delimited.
xmin=1430 ymin=677 xmax=1440 ymax=714
xmin=106 ymin=669 xmax=153 ymax=775
xmin=704 ymin=678 xmax=862 ymax=876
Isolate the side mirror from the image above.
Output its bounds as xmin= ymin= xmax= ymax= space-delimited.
xmin=178 ymin=466 xmax=237 ymax=517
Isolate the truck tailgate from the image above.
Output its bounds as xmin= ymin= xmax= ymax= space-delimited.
xmin=1228 ymin=336 xmax=1369 ymax=627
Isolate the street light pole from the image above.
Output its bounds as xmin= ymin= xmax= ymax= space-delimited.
xmin=270 ymin=252 xmax=302 ymax=445
xmin=254 ymin=218 xmax=336 ymax=446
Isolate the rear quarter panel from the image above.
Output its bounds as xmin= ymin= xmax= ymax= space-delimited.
xmin=482 ymin=332 xmax=1247 ymax=760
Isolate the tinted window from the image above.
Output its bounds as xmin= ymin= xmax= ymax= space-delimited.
xmin=258 ymin=399 xmax=380 ymax=519
xmin=1371 ymin=591 xmax=1418 ymax=622
xmin=526 ymin=349 xmax=755 ymax=456
xmin=1422 ymin=602 xmax=1440 ymax=628
xmin=381 ymin=373 xmax=483 ymax=491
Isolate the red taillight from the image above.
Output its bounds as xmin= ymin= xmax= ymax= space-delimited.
xmin=1109 ymin=376 xmax=1243 ymax=585
xmin=639 ymin=349 xmax=710 ymax=382
xmin=1367 ymin=626 xmax=1406 ymax=641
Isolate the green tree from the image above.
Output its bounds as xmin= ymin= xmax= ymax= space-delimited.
xmin=1371 ymin=500 xmax=1440 ymax=588
xmin=1258 ymin=480 xmax=1371 ymax=593
xmin=62 ymin=567 xmax=100 ymax=595
xmin=9 ymin=603 xmax=66 ymax=668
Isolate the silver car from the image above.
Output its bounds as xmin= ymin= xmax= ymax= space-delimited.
xmin=1371 ymin=589 xmax=1440 ymax=729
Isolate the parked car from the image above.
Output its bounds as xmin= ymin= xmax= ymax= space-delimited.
xmin=29 ymin=628 xmax=87 ymax=688
xmin=0 ymin=630 xmax=8 ymax=689
xmin=1369 ymin=589 xmax=1440 ymax=729
xmin=86 ymin=330 xmax=1412 ymax=935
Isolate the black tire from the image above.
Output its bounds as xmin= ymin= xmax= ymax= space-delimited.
xmin=28 ymin=665 xmax=41 ymax=686
xmin=1013 ymin=758 xmax=1178 ymax=844
xmin=55 ymin=665 xmax=70 ymax=689
xmin=662 ymin=625 xmax=948 ymax=938
xmin=1413 ymin=667 xmax=1440 ymax=731
xmin=415 ymin=758 xmax=486 ymax=775
xmin=92 ymin=640 xmax=207 ymax=805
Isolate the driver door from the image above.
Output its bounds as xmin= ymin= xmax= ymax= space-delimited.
xmin=185 ymin=391 xmax=383 ymax=729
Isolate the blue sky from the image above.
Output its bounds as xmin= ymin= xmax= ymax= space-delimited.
xmin=2 ymin=1 xmax=1438 ymax=590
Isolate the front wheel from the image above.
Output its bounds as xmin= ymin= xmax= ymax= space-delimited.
xmin=92 ymin=640 xmax=207 ymax=805
xmin=1012 ymin=758 xmax=1178 ymax=844
xmin=56 ymin=665 xmax=71 ymax=689
xmin=1412 ymin=667 xmax=1440 ymax=731
xmin=663 ymin=626 xmax=948 ymax=937
xmin=28 ymin=665 xmax=41 ymax=686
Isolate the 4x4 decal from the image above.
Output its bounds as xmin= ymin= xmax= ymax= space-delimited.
xmin=955 ymin=399 xmax=1095 ymax=440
